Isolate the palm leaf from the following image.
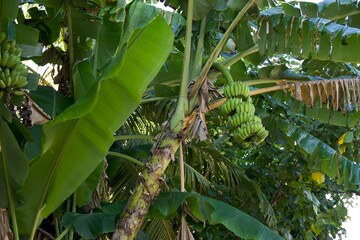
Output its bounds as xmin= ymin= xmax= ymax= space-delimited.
xmin=170 ymin=142 xmax=277 ymax=227
xmin=143 ymin=219 xmax=176 ymax=240
xmin=15 ymin=16 xmax=174 ymax=235
xmin=108 ymin=157 xmax=142 ymax=201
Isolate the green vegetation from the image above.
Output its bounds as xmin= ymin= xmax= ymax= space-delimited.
xmin=0 ymin=0 xmax=359 ymax=239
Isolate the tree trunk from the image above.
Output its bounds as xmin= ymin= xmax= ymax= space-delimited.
xmin=111 ymin=130 xmax=181 ymax=240
xmin=0 ymin=209 xmax=13 ymax=240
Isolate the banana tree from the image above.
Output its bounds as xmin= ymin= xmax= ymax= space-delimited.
xmin=0 ymin=0 xmax=174 ymax=239
xmin=0 ymin=0 xmax=359 ymax=239
xmin=111 ymin=0 xmax=360 ymax=239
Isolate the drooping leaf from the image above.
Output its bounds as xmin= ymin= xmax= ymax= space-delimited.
xmin=0 ymin=0 xmax=20 ymax=32
xmin=15 ymin=16 xmax=174 ymax=235
xmin=258 ymin=3 xmax=360 ymax=63
xmin=62 ymin=212 xmax=117 ymax=239
xmin=15 ymin=24 xmax=40 ymax=46
xmin=69 ymin=6 xmax=102 ymax=63
xmin=149 ymin=192 xmax=284 ymax=240
xmin=0 ymin=117 xmax=29 ymax=208
xmin=28 ymin=86 xmax=72 ymax=119
xmin=288 ymin=78 xmax=360 ymax=112
xmin=62 ymin=201 xmax=127 ymax=239
xmin=280 ymin=121 xmax=360 ymax=191
xmin=304 ymin=106 xmax=360 ymax=127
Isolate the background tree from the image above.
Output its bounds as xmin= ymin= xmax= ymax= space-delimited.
xmin=0 ymin=0 xmax=359 ymax=240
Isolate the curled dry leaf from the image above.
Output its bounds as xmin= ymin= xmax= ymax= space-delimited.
xmin=289 ymin=78 xmax=360 ymax=112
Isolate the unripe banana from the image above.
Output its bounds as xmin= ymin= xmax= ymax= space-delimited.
xmin=0 ymin=70 xmax=5 ymax=81
xmin=15 ymin=80 xmax=28 ymax=88
xmin=6 ymin=54 xmax=20 ymax=68
xmin=4 ymin=68 xmax=10 ymax=78
xmin=222 ymin=98 xmax=243 ymax=115
xmin=0 ymin=32 xmax=6 ymax=45
xmin=2 ymin=42 xmax=10 ymax=51
xmin=1 ymin=50 xmax=9 ymax=67
xmin=249 ymin=115 xmax=262 ymax=124
xmin=0 ymin=80 xmax=6 ymax=89
xmin=229 ymin=112 xmax=252 ymax=127
xmin=12 ymin=89 xmax=24 ymax=96
xmin=13 ymin=73 xmax=27 ymax=87
xmin=224 ymin=82 xmax=250 ymax=99
xmin=236 ymin=102 xmax=256 ymax=114
xmin=5 ymin=76 xmax=12 ymax=87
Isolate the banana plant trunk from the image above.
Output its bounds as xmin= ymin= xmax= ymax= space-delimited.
xmin=111 ymin=128 xmax=181 ymax=240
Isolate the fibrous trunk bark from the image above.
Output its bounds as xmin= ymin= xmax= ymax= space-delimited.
xmin=111 ymin=130 xmax=181 ymax=240
xmin=0 ymin=209 xmax=13 ymax=240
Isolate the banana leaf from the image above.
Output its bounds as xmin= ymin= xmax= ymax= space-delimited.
xmin=15 ymin=16 xmax=174 ymax=235
xmin=280 ymin=121 xmax=360 ymax=191
xmin=149 ymin=192 xmax=284 ymax=240
xmin=0 ymin=117 xmax=29 ymax=208
xmin=63 ymin=192 xmax=283 ymax=240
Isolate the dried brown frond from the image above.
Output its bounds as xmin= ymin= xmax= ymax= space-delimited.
xmin=289 ymin=78 xmax=360 ymax=112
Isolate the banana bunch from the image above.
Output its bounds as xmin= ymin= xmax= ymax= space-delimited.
xmin=0 ymin=32 xmax=28 ymax=99
xmin=223 ymin=82 xmax=250 ymax=99
xmin=221 ymin=82 xmax=269 ymax=148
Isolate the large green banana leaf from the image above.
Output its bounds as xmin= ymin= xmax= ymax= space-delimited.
xmin=62 ymin=192 xmax=284 ymax=240
xmin=0 ymin=117 xmax=29 ymax=208
xmin=280 ymin=121 xmax=360 ymax=191
xmin=258 ymin=2 xmax=360 ymax=63
xmin=149 ymin=192 xmax=284 ymax=240
xmin=15 ymin=16 xmax=174 ymax=235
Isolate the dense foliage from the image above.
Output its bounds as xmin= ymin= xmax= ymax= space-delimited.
xmin=0 ymin=0 xmax=359 ymax=240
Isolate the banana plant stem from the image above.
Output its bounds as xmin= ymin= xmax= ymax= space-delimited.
xmin=66 ymin=1 xmax=75 ymax=97
xmin=55 ymin=228 xmax=70 ymax=240
xmin=192 ymin=17 xmax=207 ymax=78
xmin=207 ymin=44 xmax=259 ymax=80
xmin=170 ymin=0 xmax=194 ymax=130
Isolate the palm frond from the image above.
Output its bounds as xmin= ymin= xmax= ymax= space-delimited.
xmin=175 ymin=142 xmax=278 ymax=227
xmin=143 ymin=219 xmax=176 ymax=240
xmin=108 ymin=158 xmax=141 ymax=201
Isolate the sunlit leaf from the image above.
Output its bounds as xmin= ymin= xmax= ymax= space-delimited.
xmin=15 ymin=16 xmax=174 ymax=235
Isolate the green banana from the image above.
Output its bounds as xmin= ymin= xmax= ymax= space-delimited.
xmin=228 ymin=112 xmax=252 ymax=127
xmin=12 ymin=89 xmax=24 ymax=96
xmin=224 ymin=82 xmax=250 ymax=99
xmin=1 ymin=50 xmax=9 ymax=67
xmin=0 ymin=80 xmax=6 ymax=89
xmin=222 ymin=98 xmax=243 ymax=115
xmin=0 ymin=32 xmax=6 ymax=45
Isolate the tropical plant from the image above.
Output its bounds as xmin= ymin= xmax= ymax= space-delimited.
xmin=0 ymin=0 xmax=359 ymax=240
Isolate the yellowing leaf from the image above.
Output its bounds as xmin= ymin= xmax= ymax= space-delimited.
xmin=338 ymin=133 xmax=347 ymax=145
xmin=311 ymin=172 xmax=325 ymax=184
xmin=311 ymin=223 xmax=322 ymax=236
xmin=339 ymin=144 xmax=346 ymax=155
